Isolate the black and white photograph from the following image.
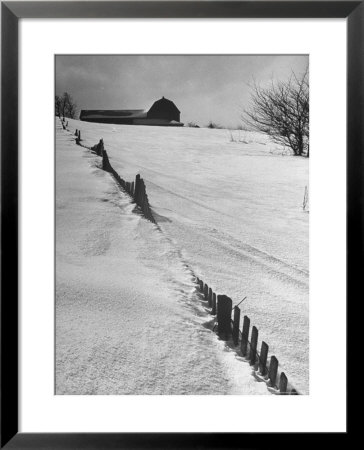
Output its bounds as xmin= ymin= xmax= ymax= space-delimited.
xmin=55 ymin=55 xmax=309 ymax=396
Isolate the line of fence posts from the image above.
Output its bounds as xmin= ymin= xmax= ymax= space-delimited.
xmin=195 ymin=275 xmax=296 ymax=395
xmin=83 ymin=134 xmax=156 ymax=224
xmin=65 ymin=123 xmax=156 ymax=224
xmin=59 ymin=117 xmax=69 ymax=130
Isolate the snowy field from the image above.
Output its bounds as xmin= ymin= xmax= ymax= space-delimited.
xmin=57 ymin=118 xmax=309 ymax=394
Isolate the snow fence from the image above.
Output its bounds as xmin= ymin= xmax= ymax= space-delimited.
xmin=72 ymin=126 xmax=156 ymax=224
xmin=60 ymin=118 xmax=300 ymax=395
xmin=195 ymin=276 xmax=299 ymax=395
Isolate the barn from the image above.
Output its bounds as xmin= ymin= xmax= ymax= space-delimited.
xmin=80 ymin=97 xmax=183 ymax=126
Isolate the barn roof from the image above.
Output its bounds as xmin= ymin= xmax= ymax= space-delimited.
xmin=80 ymin=109 xmax=147 ymax=119
xmin=150 ymin=97 xmax=180 ymax=113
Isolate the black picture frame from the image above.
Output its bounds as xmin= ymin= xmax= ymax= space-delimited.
xmin=1 ymin=1 xmax=357 ymax=448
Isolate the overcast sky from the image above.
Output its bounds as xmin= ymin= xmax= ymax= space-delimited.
xmin=56 ymin=55 xmax=308 ymax=128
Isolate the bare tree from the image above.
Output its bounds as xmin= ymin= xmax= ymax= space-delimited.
xmin=243 ymin=68 xmax=309 ymax=156
xmin=55 ymin=92 xmax=78 ymax=119
xmin=55 ymin=95 xmax=62 ymax=117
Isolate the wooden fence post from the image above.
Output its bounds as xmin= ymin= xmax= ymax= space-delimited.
xmin=241 ymin=315 xmax=250 ymax=356
xmin=136 ymin=178 xmax=141 ymax=204
xmin=98 ymin=139 xmax=104 ymax=156
xmin=268 ymin=356 xmax=279 ymax=388
xmin=249 ymin=326 xmax=258 ymax=366
xmin=232 ymin=306 xmax=241 ymax=346
xmin=142 ymin=180 xmax=146 ymax=206
xmin=208 ymin=288 xmax=213 ymax=307
xmin=143 ymin=191 xmax=147 ymax=215
xmin=279 ymin=372 xmax=288 ymax=394
xmin=199 ymin=280 xmax=203 ymax=292
xmin=134 ymin=174 xmax=140 ymax=201
xmin=140 ymin=185 xmax=144 ymax=209
xmin=259 ymin=341 xmax=269 ymax=376
xmin=140 ymin=181 xmax=145 ymax=209
xmin=203 ymin=283 xmax=208 ymax=300
xmin=217 ymin=295 xmax=232 ymax=340
xmin=141 ymin=180 xmax=145 ymax=208
xmin=76 ymin=130 xmax=81 ymax=145
xmin=212 ymin=292 xmax=217 ymax=315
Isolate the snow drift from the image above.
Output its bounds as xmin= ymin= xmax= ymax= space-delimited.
xmin=56 ymin=122 xmax=271 ymax=395
xmin=56 ymin=118 xmax=309 ymax=394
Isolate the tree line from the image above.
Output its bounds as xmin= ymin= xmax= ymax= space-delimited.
xmin=55 ymin=92 xmax=77 ymax=119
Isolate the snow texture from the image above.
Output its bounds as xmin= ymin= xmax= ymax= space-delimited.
xmin=56 ymin=119 xmax=308 ymax=395
xmin=56 ymin=123 xmax=271 ymax=395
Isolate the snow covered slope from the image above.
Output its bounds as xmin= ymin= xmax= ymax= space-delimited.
xmin=56 ymin=122 xmax=271 ymax=395
xmin=65 ymin=119 xmax=309 ymax=394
